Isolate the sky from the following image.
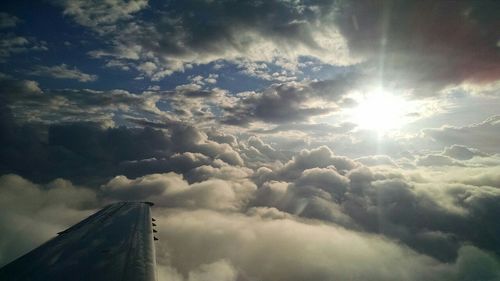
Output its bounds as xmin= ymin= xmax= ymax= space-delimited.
xmin=1 ymin=0 xmax=500 ymax=280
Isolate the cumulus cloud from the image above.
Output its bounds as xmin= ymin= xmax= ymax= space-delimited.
xmin=154 ymin=209 xmax=500 ymax=281
xmin=0 ymin=121 xmax=173 ymax=184
xmin=0 ymin=174 xmax=97 ymax=266
xmin=0 ymin=88 xmax=247 ymax=185
xmin=46 ymin=0 xmax=500 ymax=98
xmin=222 ymin=76 xmax=360 ymax=126
xmin=54 ymin=0 xmax=355 ymax=78
xmin=2 ymin=139 xmax=500 ymax=280
xmin=0 ymin=74 xmax=42 ymax=100
xmin=102 ymin=172 xmax=255 ymax=211
xmin=2 ymin=170 xmax=500 ymax=280
xmin=28 ymin=64 xmax=98 ymax=82
xmin=275 ymin=146 xmax=357 ymax=180
xmin=2 ymin=1 xmax=500 ymax=280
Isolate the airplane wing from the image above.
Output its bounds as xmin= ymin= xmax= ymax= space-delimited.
xmin=0 ymin=202 xmax=157 ymax=281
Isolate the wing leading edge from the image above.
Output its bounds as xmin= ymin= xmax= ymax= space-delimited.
xmin=0 ymin=202 xmax=157 ymax=281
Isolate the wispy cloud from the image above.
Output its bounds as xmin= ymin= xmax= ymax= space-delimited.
xmin=28 ymin=64 xmax=98 ymax=82
xmin=0 ymin=12 xmax=20 ymax=29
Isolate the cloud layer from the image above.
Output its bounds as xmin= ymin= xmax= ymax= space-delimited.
xmin=1 ymin=1 xmax=500 ymax=280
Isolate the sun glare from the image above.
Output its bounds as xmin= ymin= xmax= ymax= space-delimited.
xmin=350 ymin=88 xmax=413 ymax=133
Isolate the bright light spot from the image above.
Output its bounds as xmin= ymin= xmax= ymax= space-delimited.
xmin=350 ymin=88 xmax=415 ymax=133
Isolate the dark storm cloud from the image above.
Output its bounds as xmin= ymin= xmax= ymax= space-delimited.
xmin=334 ymin=0 xmax=500 ymax=94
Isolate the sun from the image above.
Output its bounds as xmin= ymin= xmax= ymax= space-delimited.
xmin=350 ymin=88 xmax=413 ymax=133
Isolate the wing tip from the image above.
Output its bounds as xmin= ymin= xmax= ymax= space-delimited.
xmin=144 ymin=201 xmax=155 ymax=207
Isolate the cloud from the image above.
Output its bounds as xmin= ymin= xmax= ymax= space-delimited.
xmin=0 ymin=12 xmax=20 ymax=29
xmin=0 ymin=35 xmax=47 ymax=60
xmin=333 ymin=1 xmax=500 ymax=94
xmin=55 ymin=0 xmax=355 ymax=78
xmin=0 ymin=75 xmax=170 ymax=128
xmin=49 ymin=0 xmax=500 ymax=97
xmin=0 ymin=174 xmax=97 ymax=267
xmin=28 ymin=64 xmax=98 ymax=82
xmin=154 ymin=209 xmax=500 ymax=281
xmin=2 ymin=171 xmax=500 ymax=280
xmin=447 ymin=166 xmax=500 ymax=189
xmin=222 ymin=77 xmax=359 ymax=126
xmin=102 ymin=172 xmax=255 ymax=211
xmin=52 ymin=0 xmax=148 ymax=29
xmin=2 ymin=74 xmax=500 ymax=265
xmin=0 ymin=74 xmax=42 ymax=101
xmin=424 ymin=115 xmax=500 ymax=154
xmin=356 ymin=155 xmax=397 ymax=167
xmin=169 ymin=125 xmax=244 ymax=166
xmin=186 ymin=260 xmax=236 ymax=281
xmin=275 ymin=146 xmax=357 ymax=180
xmin=0 ymin=121 xmax=173 ymax=184
xmin=251 ymin=122 xmax=356 ymax=136
xmin=443 ymin=145 xmax=489 ymax=160
xmin=417 ymin=154 xmax=462 ymax=167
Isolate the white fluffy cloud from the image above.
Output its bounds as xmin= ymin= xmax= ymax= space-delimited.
xmin=153 ymin=209 xmax=500 ymax=281
xmin=2 ymin=148 xmax=500 ymax=280
xmin=102 ymin=172 xmax=256 ymax=211
xmin=0 ymin=174 xmax=97 ymax=266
